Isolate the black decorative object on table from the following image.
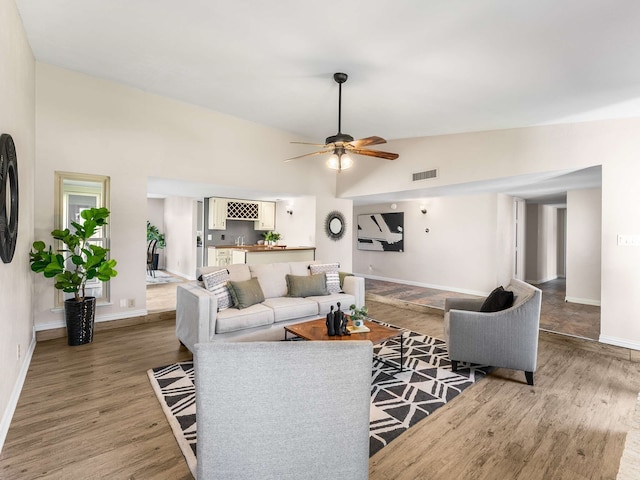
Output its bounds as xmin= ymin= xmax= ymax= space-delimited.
xmin=334 ymin=302 xmax=350 ymax=336
xmin=326 ymin=305 xmax=335 ymax=336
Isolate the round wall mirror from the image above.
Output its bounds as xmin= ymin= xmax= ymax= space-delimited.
xmin=325 ymin=211 xmax=346 ymax=241
xmin=0 ymin=133 xmax=19 ymax=264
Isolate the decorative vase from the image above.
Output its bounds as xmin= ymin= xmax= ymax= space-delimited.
xmin=64 ymin=296 xmax=96 ymax=346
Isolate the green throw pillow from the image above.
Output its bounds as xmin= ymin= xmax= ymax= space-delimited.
xmin=227 ymin=278 xmax=265 ymax=309
xmin=286 ymin=273 xmax=329 ymax=297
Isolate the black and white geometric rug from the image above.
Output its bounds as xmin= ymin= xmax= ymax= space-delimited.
xmin=147 ymin=324 xmax=489 ymax=477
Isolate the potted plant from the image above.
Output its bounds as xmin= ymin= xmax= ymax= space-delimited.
xmin=262 ymin=230 xmax=281 ymax=246
xmin=146 ymin=221 xmax=166 ymax=270
xmin=349 ymin=304 xmax=368 ymax=327
xmin=29 ymin=207 xmax=118 ymax=346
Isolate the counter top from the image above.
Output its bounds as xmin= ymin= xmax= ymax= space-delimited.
xmin=208 ymin=245 xmax=315 ymax=252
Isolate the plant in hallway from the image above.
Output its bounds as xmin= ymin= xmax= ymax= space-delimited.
xmin=147 ymin=221 xmax=166 ymax=249
xmin=29 ymin=207 xmax=118 ymax=346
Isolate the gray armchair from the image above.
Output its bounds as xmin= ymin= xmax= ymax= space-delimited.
xmin=444 ymin=278 xmax=542 ymax=386
xmin=194 ymin=341 xmax=373 ymax=480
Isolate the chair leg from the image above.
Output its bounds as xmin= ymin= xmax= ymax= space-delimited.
xmin=525 ymin=371 xmax=534 ymax=386
xmin=451 ymin=360 xmax=458 ymax=372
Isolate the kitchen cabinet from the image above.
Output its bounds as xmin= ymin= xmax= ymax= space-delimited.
xmin=207 ymin=247 xmax=232 ymax=267
xmin=255 ymin=201 xmax=276 ymax=230
xmin=208 ymin=198 xmax=227 ymax=230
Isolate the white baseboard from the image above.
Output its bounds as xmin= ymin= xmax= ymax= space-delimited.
xmin=599 ymin=335 xmax=640 ymax=352
xmin=0 ymin=331 xmax=37 ymax=453
xmin=34 ymin=309 xmax=149 ymax=332
xmin=359 ymin=273 xmax=487 ymax=297
xmin=166 ymin=268 xmax=195 ymax=281
xmin=565 ymin=297 xmax=601 ymax=307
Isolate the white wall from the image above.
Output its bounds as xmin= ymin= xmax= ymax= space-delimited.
xmin=0 ymin=0 xmax=35 ymax=452
xmin=164 ymin=197 xmax=198 ymax=279
xmin=33 ymin=63 xmax=340 ymax=330
xmin=275 ymin=196 xmax=316 ymax=248
xmin=147 ymin=198 xmax=165 ymax=269
xmin=566 ymin=188 xmax=602 ymax=305
xmin=353 ymin=194 xmax=513 ymax=295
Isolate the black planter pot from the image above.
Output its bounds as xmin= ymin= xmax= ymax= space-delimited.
xmin=152 ymin=253 xmax=159 ymax=271
xmin=64 ymin=297 xmax=96 ymax=346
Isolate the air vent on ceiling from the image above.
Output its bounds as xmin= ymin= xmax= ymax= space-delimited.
xmin=412 ymin=168 xmax=438 ymax=181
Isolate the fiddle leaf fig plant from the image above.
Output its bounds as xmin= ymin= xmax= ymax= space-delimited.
xmin=29 ymin=207 xmax=118 ymax=301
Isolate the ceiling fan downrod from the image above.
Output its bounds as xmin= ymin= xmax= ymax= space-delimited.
xmin=326 ymin=72 xmax=354 ymax=145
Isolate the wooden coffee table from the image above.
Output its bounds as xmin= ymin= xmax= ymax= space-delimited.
xmin=284 ymin=318 xmax=406 ymax=371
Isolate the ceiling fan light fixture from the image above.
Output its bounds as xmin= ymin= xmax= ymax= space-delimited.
xmin=326 ymin=152 xmax=353 ymax=172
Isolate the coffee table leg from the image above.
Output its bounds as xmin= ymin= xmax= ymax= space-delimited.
xmin=399 ymin=333 xmax=404 ymax=372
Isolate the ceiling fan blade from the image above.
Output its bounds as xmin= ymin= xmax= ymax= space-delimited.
xmin=348 ymin=136 xmax=387 ymax=148
xmin=285 ymin=150 xmax=332 ymax=162
xmin=291 ymin=141 xmax=331 ymax=147
xmin=350 ymin=148 xmax=399 ymax=160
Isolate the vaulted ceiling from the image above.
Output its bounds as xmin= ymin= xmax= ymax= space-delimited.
xmin=16 ymin=0 xmax=637 ymax=202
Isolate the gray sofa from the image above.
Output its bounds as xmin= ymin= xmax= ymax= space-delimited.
xmin=444 ymin=278 xmax=542 ymax=385
xmin=176 ymin=261 xmax=365 ymax=351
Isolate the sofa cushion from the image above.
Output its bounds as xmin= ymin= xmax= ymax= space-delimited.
xmin=262 ymin=297 xmax=319 ymax=322
xmin=228 ymin=278 xmax=265 ymax=309
xmin=286 ymin=273 xmax=328 ymax=298
xmin=202 ymin=269 xmax=232 ymax=311
xmin=480 ymin=286 xmax=514 ymax=312
xmin=309 ymin=263 xmax=341 ymax=294
xmin=308 ymin=293 xmax=356 ymax=316
xmin=290 ymin=260 xmax=317 ymax=276
xmin=249 ymin=263 xmax=291 ymax=298
xmin=215 ymin=303 xmax=274 ymax=334
xmin=227 ymin=264 xmax=252 ymax=282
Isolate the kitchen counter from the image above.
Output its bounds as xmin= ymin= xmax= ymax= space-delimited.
xmin=228 ymin=246 xmax=316 ymax=265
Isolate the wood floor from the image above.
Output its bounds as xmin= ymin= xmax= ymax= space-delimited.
xmin=2 ymin=301 xmax=639 ymax=479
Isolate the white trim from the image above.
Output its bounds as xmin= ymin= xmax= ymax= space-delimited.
xmin=34 ymin=309 xmax=148 ymax=331
xmin=0 ymin=331 xmax=37 ymax=453
xmin=165 ymin=268 xmax=195 ymax=281
xmin=565 ymin=296 xmax=601 ymax=307
xmin=600 ymin=335 xmax=640 ymax=352
xmin=359 ymin=273 xmax=487 ymax=297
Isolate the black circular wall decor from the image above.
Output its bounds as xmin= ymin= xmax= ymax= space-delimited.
xmin=325 ymin=210 xmax=346 ymax=241
xmin=0 ymin=133 xmax=19 ymax=263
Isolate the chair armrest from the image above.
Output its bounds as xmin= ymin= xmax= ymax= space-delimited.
xmin=342 ymin=275 xmax=365 ymax=309
xmin=444 ymin=297 xmax=485 ymax=313
xmin=176 ymin=283 xmax=219 ymax=352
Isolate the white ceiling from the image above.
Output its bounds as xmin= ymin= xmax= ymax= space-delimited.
xmin=17 ymin=0 xmax=635 ymax=203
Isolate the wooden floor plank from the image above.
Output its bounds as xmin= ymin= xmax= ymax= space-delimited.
xmin=1 ymin=299 xmax=639 ymax=479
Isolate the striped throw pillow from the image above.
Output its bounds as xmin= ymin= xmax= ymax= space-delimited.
xmin=202 ymin=269 xmax=232 ymax=311
xmin=309 ymin=263 xmax=341 ymax=294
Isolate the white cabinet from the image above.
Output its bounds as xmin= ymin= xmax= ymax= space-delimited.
xmin=207 ymin=247 xmax=232 ymax=267
xmin=255 ymin=201 xmax=276 ymax=230
xmin=208 ymin=198 xmax=227 ymax=230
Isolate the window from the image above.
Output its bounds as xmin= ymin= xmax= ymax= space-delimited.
xmin=54 ymin=172 xmax=111 ymax=307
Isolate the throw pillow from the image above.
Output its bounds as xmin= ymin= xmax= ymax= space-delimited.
xmin=480 ymin=286 xmax=515 ymax=312
xmin=286 ymin=273 xmax=329 ymax=297
xmin=227 ymin=278 xmax=265 ymax=309
xmin=309 ymin=263 xmax=341 ymax=294
xmin=202 ymin=269 xmax=232 ymax=311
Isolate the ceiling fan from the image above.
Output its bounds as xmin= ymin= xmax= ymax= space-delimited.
xmin=287 ymin=72 xmax=399 ymax=172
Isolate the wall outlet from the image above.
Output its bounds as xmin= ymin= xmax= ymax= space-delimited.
xmin=17 ymin=344 xmax=21 ymax=360
xmin=127 ymin=299 xmax=135 ymax=308
xmin=119 ymin=298 xmax=127 ymax=307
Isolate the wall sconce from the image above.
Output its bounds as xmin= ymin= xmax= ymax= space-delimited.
xmin=420 ymin=206 xmax=427 ymax=214
xmin=286 ymin=208 xmax=293 ymax=215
